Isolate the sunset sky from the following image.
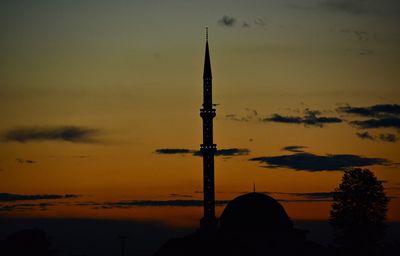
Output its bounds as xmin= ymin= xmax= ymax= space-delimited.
xmin=1 ymin=0 xmax=399 ymax=228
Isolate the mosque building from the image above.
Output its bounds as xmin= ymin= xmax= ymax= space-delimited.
xmin=154 ymin=30 xmax=327 ymax=256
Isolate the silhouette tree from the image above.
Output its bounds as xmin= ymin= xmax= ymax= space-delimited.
xmin=330 ymin=168 xmax=389 ymax=255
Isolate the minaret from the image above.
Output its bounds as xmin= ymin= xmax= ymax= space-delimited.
xmin=200 ymin=28 xmax=217 ymax=230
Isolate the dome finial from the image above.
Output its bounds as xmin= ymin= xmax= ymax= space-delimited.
xmin=253 ymin=182 xmax=256 ymax=193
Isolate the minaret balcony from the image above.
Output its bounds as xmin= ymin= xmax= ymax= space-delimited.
xmin=200 ymin=144 xmax=217 ymax=153
xmin=200 ymin=109 xmax=216 ymax=118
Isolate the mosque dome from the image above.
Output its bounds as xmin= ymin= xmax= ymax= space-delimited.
xmin=219 ymin=192 xmax=293 ymax=233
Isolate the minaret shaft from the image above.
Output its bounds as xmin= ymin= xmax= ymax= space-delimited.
xmin=200 ymin=35 xmax=217 ymax=230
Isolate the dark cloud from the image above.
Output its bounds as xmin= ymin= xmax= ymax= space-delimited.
xmin=0 ymin=203 xmax=52 ymax=212
xmin=218 ymin=15 xmax=236 ymax=27
xmin=355 ymin=131 xmax=398 ymax=143
xmin=296 ymin=192 xmax=336 ymax=199
xmin=249 ymin=152 xmax=388 ymax=172
xmin=272 ymin=192 xmax=337 ymax=200
xmin=281 ymin=145 xmax=307 ymax=153
xmin=338 ymin=104 xmax=400 ymax=129
xmin=356 ymin=131 xmax=375 ymax=140
xmin=263 ymin=114 xmax=302 ymax=124
xmin=337 ymin=104 xmax=400 ymax=117
xmin=83 ymin=200 xmax=230 ymax=209
xmin=154 ymin=148 xmax=194 ymax=155
xmin=350 ymin=117 xmax=400 ymax=129
xmin=0 ymin=193 xmax=79 ymax=202
xmin=215 ymin=148 xmax=250 ymax=156
xmin=379 ymin=133 xmax=398 ymax=143
xmin=289 ymin=0 xmax=400 ymax=16
xmin=155 ymin=148 xmax=250 ymax=157
xmin=262 ymin=109 xmax=342 ymax=127
xmin=16 ymin=158 xmax=37 ymax=164
xmin=280 ymin=198 xmax=333 ymax=202
xmin=2 ymin=126 xmax=100 ymax=143
xmin=194 ymin=148 xmax=250 ymax=157
xmin=319 ymin=0 xmax=374 ymax=15
xmin=239 ymin=190 xmax=336 ymax=202
xmin=76 ymin=196 xmax=335 ymax=209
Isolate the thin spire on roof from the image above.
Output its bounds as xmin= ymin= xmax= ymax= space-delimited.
xmin=203 ymin=27 xmax=212 ymax=78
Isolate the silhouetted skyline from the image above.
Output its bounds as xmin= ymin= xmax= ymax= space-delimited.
xmin=0 ymin=1 xmax=399 ymax=255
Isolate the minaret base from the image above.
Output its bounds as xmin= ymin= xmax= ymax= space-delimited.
xmin=200 ymin=217 xmax=218 ymax=232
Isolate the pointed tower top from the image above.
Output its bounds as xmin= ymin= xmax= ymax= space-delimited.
xmin=203 ymin=28 xmax=212 ymax=78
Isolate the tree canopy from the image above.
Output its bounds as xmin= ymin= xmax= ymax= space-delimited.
xmin=330 ymin=168 xmax=389 ymax=254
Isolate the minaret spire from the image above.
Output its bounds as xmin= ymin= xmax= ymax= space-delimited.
xmin=200 ymin=28 xmax=217 ymax=230
xmin=203 ymin=30 xmax=212 ymax=79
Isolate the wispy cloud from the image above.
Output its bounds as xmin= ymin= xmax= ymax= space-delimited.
xmin=319 ymin=0 xmax=375 ymax=15
xmin=249 ymin=152 xmax=388 ymax=172
xmin=254 ymin=18 xmax=267 ymax=26
xmin=78 ymin=200 xmax=230 ymax=209
xmin=356 ymin=131 xmax=375 ymax=140
xmin=340 ymin=28 xmax=375 ymax=42
xmin=0 ymin=203 xmax=52 ymax=212
xmin=76 ymin=195 xmax=335 ymax=209
xmin=337 ymin=104 xmax=400 ymax=129
xmin=379 ymin=133 xmax=398 ymax=143
xmin=337 ymin=104 xmax=400 ymax=118
xmin=218 ymin=15 xmax=236 ymax=27
xmin=155 ymin=148 xmax=250 ymax=157
xmin=270 ymin=191 xmax=336 ymax=199
xmin=226 ymin=108 xmax=258 ymax=122
xmin=262 ymin=109 xmax=342 ymax=127
xmin=215 ymin=148 xmax=250 ymax=156
xmin=356 ymin=131 xmax=398 ymax=143
xmin=260 ymin=191 xmax=338 ymax=202
xmin=16 ymin=158 xmax=37 ymax=164
xmin=242 ymin=22 xmax=250 ymax=28
xmin=350 ymin=118 xmax=400 ymax=129
xmin=289 ymin=0 xmax=399 ymax=16
xmin=281 ymin=145 xmax=307 ymax=153
xmin=2 ymin=126 xmax=101 ymax=143
xmin=0 ymin=193 xmax=79 ymax=202
xmin=154 ymin=149 xmax=194 ymax=155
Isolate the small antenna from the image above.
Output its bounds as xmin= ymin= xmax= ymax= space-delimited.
xmin=206 ymin=27 xmax=208 ymax=41
xmin=118 ymin=235 xmax=127 ymax=256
